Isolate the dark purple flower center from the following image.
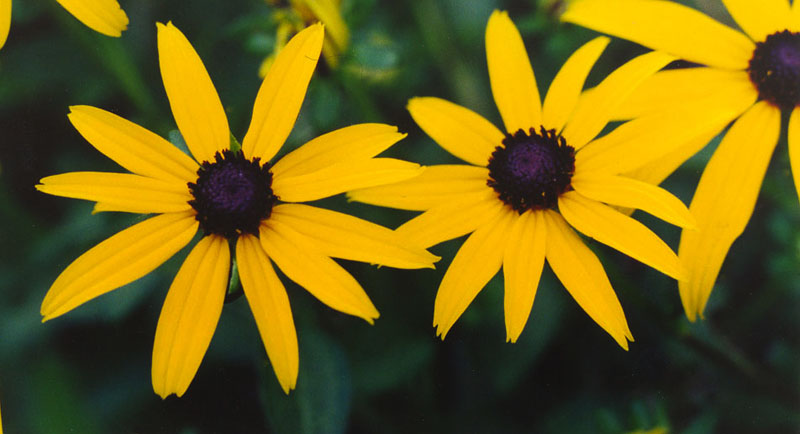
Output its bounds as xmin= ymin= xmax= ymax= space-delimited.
xmin=487 ymin=127 xmax=575 ymax=213
xmin=748 ymin=30 xmax=800 ymax=109
xmin=189 ymin=150 xmax=277 ymax=239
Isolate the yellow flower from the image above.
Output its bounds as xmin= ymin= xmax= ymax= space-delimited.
xmin=349 ymin=11 xmax=693 ymax=348
xmin=259 ymin=0 xmax=349 ymax=77
xmin=0 ymin=0 xmax=128 ymax=49
xmin=37 ymin=22 xmax=437 ymax=398
xmin=563 ymin=0 xmax=800 ymax=321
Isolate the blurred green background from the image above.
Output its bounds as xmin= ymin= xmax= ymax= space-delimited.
xmin=1 ymin=0 xmax=798 ymax=432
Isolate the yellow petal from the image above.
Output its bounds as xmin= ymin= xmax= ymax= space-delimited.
xmin=561 ymin=50 xmax=675 ymax=149
xmin=157 ymin=22 xmax=230 ymax=164
xmin=55 ymin=0 xmax=128 ymax=37
xmin=407 ymin=97 xmax=504 ymax=166
xmin=792 ymin=1 xmax=800 ymax=32
xmin=303 ymin=0 xmax=348 ymax=53
xmin=346 ymin=165 xmax=490 ymax=211
xmin=790 ymin=107 xmax=800 ymax=202
xmin=572 ymin=173 xmax=695 ymax=229
xmin=271 ymin=124 xmax=406 ymax=178
xmin=542 ymin=36 xmax=610 ymax=133
xmin=152 ymin=235 xmax=229 ymax=399
xmin=260 ymin=223 xmax=379 ymax=323
xmin=502 ymin=210 xmax=546 ymax=343
xmin=678 ymin=101 xmax=781 ymax=321
xmin=721 ymin=0 xmax=791 ymax=42
xmin=0 ymin=0 xmax=10 ymax=50
xmin=41 ymin=212 xmax=198 ymax=321
xmin=273 ymin=158 xmax=423 ymax=203
xmin=395 ymin=189 xmax=506 ymax=248
xmin=541 ymin=210 xmax=631 ymax=349
xmin=243 ymin=24 xmax=324 ymax=162
xmin=486 ymin=10 xmax=542 ymax=134
xmin=236 ymin=234 xmax=298 ymax=394
xmin=558 ymin=191 xmax=684 ymax=280
xmin=269 ymin=204 xmax=438 ymax=269
xmin=36 ymin=172 xmax=192 ymax=215
xmin=68 ymin=106 xmax=199 ymax=183
xmin=433 ymin=208 xmax=515 ymax=339
xmin=562 ymin=0 xmax=755 ymax=70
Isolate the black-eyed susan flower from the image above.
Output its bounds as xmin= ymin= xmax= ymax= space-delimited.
xmin=563 ymin=0 xmax=800 ymax=321
xmin=349 ymin=11 xmax=694 ymax=348
xmin=0 ymin=0 xmax=128 ymax=49
xmin=37 ymin=22 xmax=437 ymax=398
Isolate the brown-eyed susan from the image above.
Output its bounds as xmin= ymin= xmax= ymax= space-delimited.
xmin=0 ymin=0 xmax=128 ymax=49
xmin=563 ymin=0 xmax=800 ymax=321
xmin=349 ymin=10 xmax=694 ymax=348
xmin=37 ymin=22 xmax=437 ymax=398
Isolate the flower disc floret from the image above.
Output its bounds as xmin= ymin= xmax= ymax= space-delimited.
xmin=748 ymin=30 xmax=800 ymax=110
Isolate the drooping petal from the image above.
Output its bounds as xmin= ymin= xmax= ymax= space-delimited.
xmin=152 ymin=235 xmax=229 ymax=399
xmin=395 ymin=189 xmax=507 ymax=248
xmin=271 ymin=124 xmax=406 ymax=178
xmin=41 ymin=212 xmax=198 ymax=321
xmin=260 ymin=223 xmax=379 ymax=323
xmin=237 ymin=234 xmax=298 ymax=394
xmin=243 ymin=24 xmax=324 ymax=162
xmin=55 ymin=0 xmax=128 ymax=37
xmin=486 ymin=10 xmax=542 ymax=134
xmin=789 ymin=107 xmax=800 ymax=202
xmin=269 ymin=204 xmax=439 ymax=269
xmin=542 ymin=36 xmax=610 ymax=133
xmin=562 ymin=0 xmax=755 ymax=70
xmin=36 ymin=172 xmax=192 ymax=215
xmin=346 ymin=165 xmax=490 ymax=211
xmin=272 ymin=158 xmax=423 ymax=203
xmin=407 ymin=97 xmax=504 ymax=166
xmin=0 ymin=0 xmax=10 ymax=49
xmin=678 ymin=101 xmax=781 ymax=321
xmin=541 ymin=210 xmax=631 ymax=349
xmin=502 ymin=210 xmax=546 ymax=343
xmin=157 ymin=22 xmax=230 ymax=164
xmin=561 ymin=51 xmax=675 ymax=150
xmin=572 ymin=174 xmax=695 ymax=229
xmin=68 ymin=106 xmax=199 ymax=183
xmin=721 ymin=0 xmax=791 ymax=42
xmin=433 ymin=208 xmax=515 ymax=339
xmin=558 ymin=191 xmax=684 ymax=281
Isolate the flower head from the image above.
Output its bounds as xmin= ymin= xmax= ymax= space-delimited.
xmin=349 ymin=11 xmax=693 ymax=348
xmin=37 ymin=22 xmax=437 ymax=398
xmin=563 ymin=0 xmax=800 ymax=320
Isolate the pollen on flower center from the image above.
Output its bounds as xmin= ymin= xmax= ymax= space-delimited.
xmin=189 ymin=150 xmax=277 ymax=239
xmin=748 ymin=30 xmax=800 ymax=109
xmin=487 ymin=127 xmax=575 ymax=213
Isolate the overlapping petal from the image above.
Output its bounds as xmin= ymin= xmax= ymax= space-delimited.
xmin=790 ymin=108 xmax=800 ymax=201
xmin=56 ymin=0 xmax=128 ymax=37
xmin=721 ymin=0 xmax=791 ymax=42
xmin=678 ymin=101 xmax=781 ymax=321
xmin=0 ymin=0 xmax=10 ymax=49
xmin=502 ymin=210 xmax=546 ymax=343
xmin=622 ymin=130 xmax=720 ymax=188
xmin=152 ymin=235 xmax=229 ymax=399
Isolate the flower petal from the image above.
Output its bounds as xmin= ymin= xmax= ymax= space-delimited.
xmin=572 ymin=173 xmax=695 ymax=229
xmin=237 ymin=234 xmax=298 ymax=394
xmin=561 ymin=50 xmax=675 ymax=149
xmin=55 ymin=0 xmax=128 ymax=37
xmin=36 ymin=172 xmax=192 ymax=215
xmin=542 ymin=36 xmax=610 ymax=133
xmin=68 ymin=106 xmax=199 ymax=183
xmin=622 ymin=129 xmax=720 ymax=188
xmin=542 ymin=210 xmax=631 ymax=349
xmin=407 ymin=97 xmax=504 ymax=166
xmin=790 ymin=107 xmax=800 ymax=202
xmin=41 ymin=212 xmax=198 ymax=321
xmin=260 ymin=223 xmax=379 ymax=323
xmin=271 ymin=124 xmax=406 ymax=178
xmin=558 ymin=191 xmax=684 ymax=281
xmin=243 ymin=24 xmax=324 ymax=162
xmin=303 ymin=0 xmax=348 ymax=54
xmin=502 ymin=210 xmax=546 ymax=343
xmin=792 ymin=1 xmax=800 ymax=32
xmin=0 ymin=0 xmax=10 ymax=49
xmin=157 ymin=22 xmax=230 ymax=164
xmin=346 ymin=165 xmax=490 ymax=211
xmin=678 ymin=101 xmax=781 ymax=321
xmin=486 ymin=10 xmax=542 ymax=133
xmin=152 ymin=235 xmax=229 ymax=399
xmin=721 ymin=0 xmax=791 ymax=42
xmin=433 ymin=208 xmax=515 ymax=339
xmin=562 ymin=0 xmax=755 ymax=70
